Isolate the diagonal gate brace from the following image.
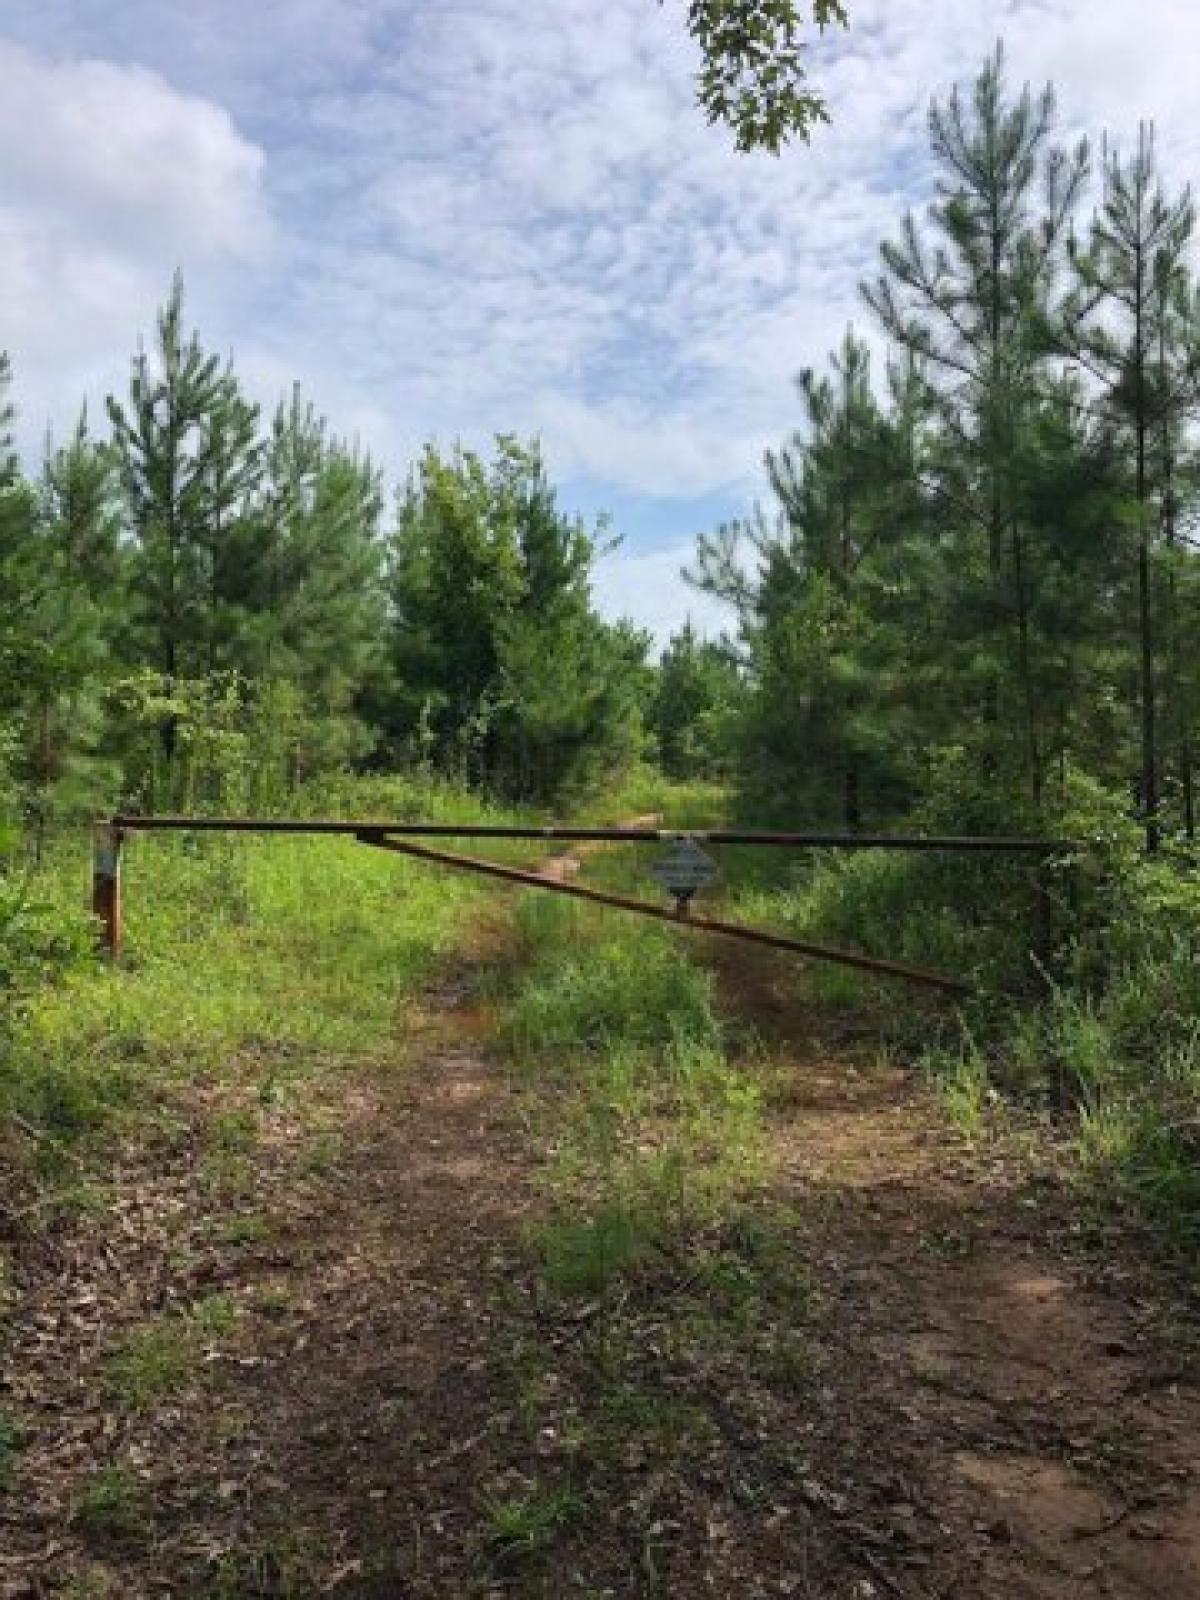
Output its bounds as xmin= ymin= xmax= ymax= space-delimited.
xmin=354 ymin=831 xmax=974 ymax=998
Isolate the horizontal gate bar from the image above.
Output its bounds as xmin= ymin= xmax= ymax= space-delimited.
xmin=355 ymin=832 xmax=974 ymax=998
xmin=111 ymin=815 xmax=1071 ymax=854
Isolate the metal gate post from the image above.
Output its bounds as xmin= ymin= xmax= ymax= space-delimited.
xmin=92 ymin=822 xmax=124 ymax=962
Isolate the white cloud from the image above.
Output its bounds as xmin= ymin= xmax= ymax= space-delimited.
xmin=0 ymin=41 xmax=270 ymax=451
xmin=534 ymin=396 xmax=763 ymax=501
xmin=0 ymin=45 xmax=266 ymax=257
xmin=592 ymin=539 xmax=735 ymax=651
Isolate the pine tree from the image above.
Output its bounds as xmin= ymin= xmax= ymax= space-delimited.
xmin=250 ymin=389 xmax=386 ymax=769
xmin=766 ymin=330 xmax=893 ymax=824
xmin=0 ymin=357 xmax=40 ymax=701
xmin=197 ymin=368 xmax=262 ymax=673
xmin=106 ymin=274 xmax=247 ymax=751
xmin=0 ymin=374 xmax=114 ymax=854
xmin=1152 ymin=261 xmax=1200 ymax=836
xmin=40 ymin=408 xmax=126 ymax=633
xmin=0 ymin=353 xmax=15 ymax=482
xmin=691 ymin=331 xmax=924 ymax=821
xmin=1054 ymin=126 xmax=1199 ymax=847
xmin=492 ymin=440 xmax=644 ymax=801
xmin=652 ymin=621 xmax=742 ymax=779
xmin=862 ymin=44 xmax=1088 ymax=809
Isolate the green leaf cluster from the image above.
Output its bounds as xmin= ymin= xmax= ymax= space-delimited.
xmin=676 ymin=1 xmax=849 ymax=153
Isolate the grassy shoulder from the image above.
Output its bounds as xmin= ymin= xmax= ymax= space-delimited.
xmin=709 ymin=777 xmax=1200 ymax=1279
xmin=1 ymin=772 xmax=541 ymax=1164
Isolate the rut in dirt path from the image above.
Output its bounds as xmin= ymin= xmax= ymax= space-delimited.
xmin=206 ymin=1022 xmax=538 ymax=1593
xmin=0 ymin=943 xmax=544 ymax=1598
xmin=717 ymin=943 xmax=1200 ymax=1600
xmin=161 ymin=827 xmax=673 ymax=1594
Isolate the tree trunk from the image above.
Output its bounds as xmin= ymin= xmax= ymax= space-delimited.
xmin=844 ymin=759 xmax=861 ymax=831
xmin=1134 ymin=236 xmax=1159 ymax=853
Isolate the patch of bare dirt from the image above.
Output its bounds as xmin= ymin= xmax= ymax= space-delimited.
xmin=706 ymin=941 xmax=1200 ymax=1599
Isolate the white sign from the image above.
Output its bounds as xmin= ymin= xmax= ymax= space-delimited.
xmin=649 ymin=839 xmax=719 ymax=898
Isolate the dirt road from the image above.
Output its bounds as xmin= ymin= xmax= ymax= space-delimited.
xmin=3 ymin=901 xmax=1198 ymax=1597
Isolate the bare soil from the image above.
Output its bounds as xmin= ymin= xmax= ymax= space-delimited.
xmin=704 ymin=943 xmax=1200 ymax=1600
xmin=2 ymin=888 xmax=1198 ymax=1597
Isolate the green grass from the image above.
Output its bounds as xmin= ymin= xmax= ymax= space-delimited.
xmin=105 ymin=1320 xmax=198 ymax=1412
xmin=502 ymin=907 xmax=722 ymax=1061
xmin=214 ymin=1210 xmax=270 ymax=1246
xmin=481 ymin=1482 xmax=580 ymax=1565
xmin=104 ymin=1295 xmax=241 ymax=1412
xmin=487 ymin=773 xmax=775 ymax=1314
xmin=4 ymin=773 xmax=533 ymax=1152
xmin=502 ymin=889 xmax=766 ymax=1298
xmin=537 ymin=1201 xmax=653 ymax=1294
xmin=485 ymin=1206 xmax=825 ymax=1575
xmin=190 ymin=1291 xmax=239 ymax=1335
xmin=573 ymin=768 xmax=728 ymax=831
xmin=919 ymin=939 xmax=1200 ymax=1267
xmin=75 ymin=1466 xmax=150 ymax=1547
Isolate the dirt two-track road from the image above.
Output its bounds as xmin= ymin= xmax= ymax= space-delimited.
xmin=3 ymin=855 xmax=1198 ymax=1598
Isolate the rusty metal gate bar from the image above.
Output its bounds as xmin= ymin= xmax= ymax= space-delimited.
xmin=111 ymin=814 xmax=1069 ymax=852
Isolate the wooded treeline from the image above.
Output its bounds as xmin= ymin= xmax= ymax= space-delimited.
xmin=0 ymin=277 xmax=673 ymax=832
xmin=693 ymin=50 xmax=1200 ymax=850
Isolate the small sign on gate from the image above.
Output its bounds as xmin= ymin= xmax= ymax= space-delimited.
xmin=649 ymin=838 xmax=719 ymax=903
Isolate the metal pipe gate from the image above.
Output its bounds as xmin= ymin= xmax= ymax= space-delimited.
xmin=93 ymin=814 xmax=1073 ymax=998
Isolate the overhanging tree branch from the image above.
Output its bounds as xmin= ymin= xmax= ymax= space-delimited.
xmin=667 ymin=0 xmax=849 ymax=153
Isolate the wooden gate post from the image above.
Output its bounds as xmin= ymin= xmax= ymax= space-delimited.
xmin=92 ymin=823 xmax=124 ymax=962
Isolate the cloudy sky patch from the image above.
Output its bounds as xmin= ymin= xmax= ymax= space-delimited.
xmin=1 ymin=0 xmax=1192 ymax=644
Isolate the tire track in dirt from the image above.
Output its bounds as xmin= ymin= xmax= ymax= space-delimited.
xmin=711 ymin=939 xmax=1200 ymax=1599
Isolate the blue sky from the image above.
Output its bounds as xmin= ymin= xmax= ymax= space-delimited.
xmin=2 ymin=0 xmax=1196 ymax=644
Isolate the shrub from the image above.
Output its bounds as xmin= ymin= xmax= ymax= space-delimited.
xmin=0 ymin=871 xmax=93 ymax=1046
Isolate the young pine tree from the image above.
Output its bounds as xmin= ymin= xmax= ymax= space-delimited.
xmin=1055 ymin=127 xmax=1200 ymax=847
xmin=862 ymin=45 xmax=1088 ymax=811
xmin=251 ymin=389 xmax=386 ymax=770
xmin=652 ymin=621 xmax=742 ymax=780
xmin=0 ymin=374 xmax=114 ymax=854
xmin=106 ymin=275 xmax=259 ymax=751
xmin=40 ymin=408 xmax=127 ymax=640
